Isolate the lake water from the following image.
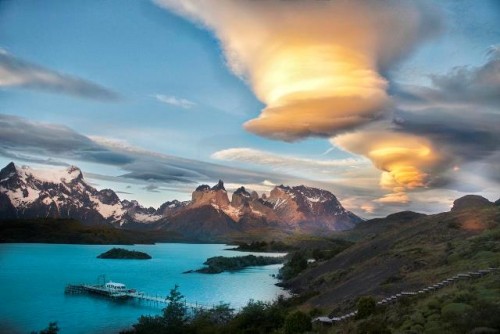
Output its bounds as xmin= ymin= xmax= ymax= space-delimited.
xmin=0 ymin=243 xmax=287 ymax=333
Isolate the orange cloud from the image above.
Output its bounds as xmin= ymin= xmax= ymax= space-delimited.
xmin=155 ymin=0 xmax=441 ymax=141
xmin=333 ymin=131 xmax=440 ymax=203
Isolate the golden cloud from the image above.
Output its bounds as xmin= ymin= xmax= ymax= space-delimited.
xmin=155 ymin=0 xmax=441 ymax=141
xmin=333 ymin=131 xmax=440 ymax=203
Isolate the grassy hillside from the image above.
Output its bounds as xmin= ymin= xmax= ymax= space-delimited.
xmin=282 ymin=202 xmax=499 ymax=315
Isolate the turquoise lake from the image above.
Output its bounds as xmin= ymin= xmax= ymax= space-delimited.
xmin=0 ymin=243 xmax=288 ymax=333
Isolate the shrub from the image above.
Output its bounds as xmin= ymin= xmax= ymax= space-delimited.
xmin=283 ymin=311 xmax=312 ymax=334
xmin=356 ymin=296 xmax=377 ymax=319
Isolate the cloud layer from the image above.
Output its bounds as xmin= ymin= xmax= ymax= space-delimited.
xmin=0 ymin=114 xmax=288 ymax=186
xmin=156 ymin=0 xmax=441 ymax=140
xmin=0 ymin=49 xmax=120 ymax=101
xmin=212 ymin=147 xmax=367 ymax=179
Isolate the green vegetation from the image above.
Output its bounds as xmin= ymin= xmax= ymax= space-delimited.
xmin=279 ymin=252 xmax=308 ymax=280
xmin=327 ymin=274 xmax=499 ymax=333
xmin=124 ymin=286 xmax=312 ymax=334
xmin=97 ymin=248 xmax=151 ymax=260
xmin=190 ymin=255 xmax=285 ymax=274
xmin=284 ymin=311 xmax=312 ymax=334
xmin=31 ymin=322 xmax=59 ymax=334
xmin=356 ymin=296 xmax=376 ymax=319
xmin=0 ymin=218 xmax=183 ymax=244
xmin=228 ymin=240 xmax=295 ymax=252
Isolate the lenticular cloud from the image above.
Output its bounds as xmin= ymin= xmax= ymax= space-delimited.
xmin=155 ymin=0 xmax=441 ymax=141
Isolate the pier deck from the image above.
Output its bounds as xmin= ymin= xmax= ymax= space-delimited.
xmin=65 ymin=283 xmax=207 ymax=308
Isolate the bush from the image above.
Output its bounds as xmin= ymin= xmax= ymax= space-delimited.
xmin=356 ymin=316 xmax=391 ymax=334
xmin=279 ymin=252 xmax=308 ymax=280
xmin=357 ymin=296 xmax=377 ymax=319
xmin=131 ymin=285 xmax=188 ymax=334
xmin=228 ymin=300 xmax=287 ymax=333
xmin=283 ymin=311 xmax=311 ymax=334
xmin=31 ymin=322 xmax=59 ymax=334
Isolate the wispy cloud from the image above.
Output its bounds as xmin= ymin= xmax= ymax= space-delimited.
xmin=211 ymin=147 xmax=368 ymax=179
xmin=0 ymin=49 xmax=120 ymax=101
xmin=154 ymin=94 xmax=196 ymax=109
xmin=0 ymin=114 xmax=289 ymax=186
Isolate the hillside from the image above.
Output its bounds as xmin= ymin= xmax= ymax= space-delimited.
xmin=281 ymin=196 xmax=499 ymax=315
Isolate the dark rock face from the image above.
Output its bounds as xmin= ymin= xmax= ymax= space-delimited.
xmin=231 ymin=186 xmax=252 ymax=207
xmin=211 ymin=180 xmax=225 ymax=191
xmin=451 ymin=195 xmax=493 ymax=212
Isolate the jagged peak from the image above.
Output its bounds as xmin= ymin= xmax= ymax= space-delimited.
xmin=195 ymin=184 xmax=211 ymax=192
xmin=0 ymin=162 xmax=19 ymax=180
xmin=65 ymin=165 xmax=83 ymax=180
xmin=211 ymin=179 xmax=225 ymax=191
xmin=234 ymin=186 xmax=250 ymax=196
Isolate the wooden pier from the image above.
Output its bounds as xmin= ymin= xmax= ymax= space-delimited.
xmin=65 ymin=279 xmax=207 ymax=309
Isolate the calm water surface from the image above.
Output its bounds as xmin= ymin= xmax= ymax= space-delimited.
xmin=0 ymin=243 xmax=287 ymax=333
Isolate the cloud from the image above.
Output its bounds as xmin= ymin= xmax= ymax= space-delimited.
xmin=154 ymin=94 xmax=196 ymax=109
xmin=155 ymin=0 xmax=441 ymax=141
xmin=211 ymin=147 xmax=368 ymax=179
xmin=0 ymin=49 xmax=120 ymax=101
xmin=143 ymin=184 xmax=161 ymax=193
xmin=0 ymin=114 xmax=290 ymax=187
xmin=333 ymin=131 xmax=440 ymax=203
xmin=398 ymin=45 xmax=500 ymax=110
xmin=332 ymin=46 xmax=500 ymax=203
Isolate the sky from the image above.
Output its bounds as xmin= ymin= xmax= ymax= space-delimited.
xmin=0 ymin=0 xmax=499 ymax=218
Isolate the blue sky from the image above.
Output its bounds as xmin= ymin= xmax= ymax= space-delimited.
xmin=0 ymin=0 xmax=499 ymax=217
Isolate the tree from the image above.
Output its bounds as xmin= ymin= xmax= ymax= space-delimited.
xmin=162 ymin=284 xmax=188 ymax=333
xmin=31 ymin=322 xmax=59 ymax=334
xmin=283 ymin=311 xmax=312 ymax=334
xmin=130 ymin=285 xmax=188 ymax=334
xmin=190 ymin=303 xmax=235 ymax=333
xmin=357 ymin=296 xmax=377 ymax=319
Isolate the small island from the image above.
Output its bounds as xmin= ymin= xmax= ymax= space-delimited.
xmin=186 ymin=255 xmax=285 ymax=274
xmin=97 ymin=248 xmax=152 ymax=260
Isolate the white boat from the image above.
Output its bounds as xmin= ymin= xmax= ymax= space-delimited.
xmin=105 ymin=281 xmax=127 ymax=291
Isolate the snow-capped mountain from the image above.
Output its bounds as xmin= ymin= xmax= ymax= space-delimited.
xmin=266 ymin=185 xmax=363 ymax=231
xmin=0 ymin=162 xmax=124 ymax=225
xmin=0 ymin=162 xmax=362 ymax=238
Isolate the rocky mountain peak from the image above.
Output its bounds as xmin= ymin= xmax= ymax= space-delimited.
xmin=65 ymin=165 xmax=83 ymax=181
xmin=234 ymin=186 xmax=250 ymax=196
xmin=192 ymin=180 xmax=230 ymax=208
xmin=232 ymin=186 xmax=252 ymax=207
xmin=212 ymin=180 xmax=226 ymax=191
xmin=0 ymin=161 xmax=17 ymax=174
xmin=195 ymin=184 xmax=210 ymax=192
xmin=97 ymin=189 xmax=120 ymax=205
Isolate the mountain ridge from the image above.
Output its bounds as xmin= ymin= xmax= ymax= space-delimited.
xmin=0 ymin=162 xmax=362 ymax=241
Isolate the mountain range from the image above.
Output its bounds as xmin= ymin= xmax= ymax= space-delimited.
xmin=0 ymin=162 xmax=362 ymax=241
